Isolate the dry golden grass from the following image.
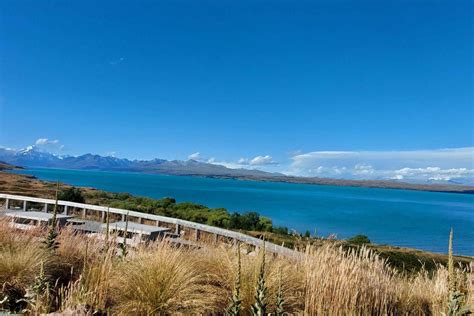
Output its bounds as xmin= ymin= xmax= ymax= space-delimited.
xmin=0 ymin=221 xmax=50 ymax=312
xmin=58 ymin=244 xmax=115 ymax=313
xmin=303 ymin=245 xmax=398 ymax=315
xmin=0 ymin=218 xmax=471 ymax=315
xmin=110 ymin=242 xmax=219 ymax=314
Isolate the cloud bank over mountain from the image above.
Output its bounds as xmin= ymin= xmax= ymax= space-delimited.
xmin=285 ymin=148 xmax=474 ymax=184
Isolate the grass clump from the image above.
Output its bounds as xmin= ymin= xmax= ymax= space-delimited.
xmin=110 ymin=242 xmax=217 ymax=314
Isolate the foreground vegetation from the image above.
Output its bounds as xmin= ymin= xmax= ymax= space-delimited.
xmin=0 ymin=219 xmax=471 ymax=315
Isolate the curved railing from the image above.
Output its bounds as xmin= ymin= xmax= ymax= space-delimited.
xmin=0 ymin=193 xmax=296 ymax=257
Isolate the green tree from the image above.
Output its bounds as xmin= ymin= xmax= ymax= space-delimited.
xmin=347 ymin=234 xmax=371 ymax=245
xmin=58 ymin=187 xmax=85 ymax=203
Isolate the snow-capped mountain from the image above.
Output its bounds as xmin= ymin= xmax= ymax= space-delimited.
xmin=0 ymin=146 xmax=279 ymax=177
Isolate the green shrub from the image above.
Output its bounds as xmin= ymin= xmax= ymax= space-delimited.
xmin=347 ymin=235 xmax=371 ymax=245
xmin=58 ymin=188 xmax=85 ymax=203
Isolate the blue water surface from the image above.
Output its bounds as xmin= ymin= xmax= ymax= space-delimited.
xmin=11 ymin=168 xmax=474 ymax=255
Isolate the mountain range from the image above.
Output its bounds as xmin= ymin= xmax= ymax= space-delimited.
xmin=0 ymin=146 xmax=278 ymax=177
xmin=1 ymin=146 xmax=473 ymax=194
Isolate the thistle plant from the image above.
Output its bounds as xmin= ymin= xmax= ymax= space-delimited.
xmin=448 ymin=228 xmax=455 ymax=293
xmin=44 ymin=182 xmax=60 ymax=250
xmin=275 ymin=265 xmax=284 ymax=316
xmin=251 ymin=240 xmax=267 ymax=316
xmin=32 ymin=260 xmax=48 ymax=295
xmin=227 ymin=242 xmax=242 ymax=316
xmin=446 ymin=228 xmax=472 ymax=316
xmin=119 ymin=213 xmax=129 ymax=259
xmin=21 ymin=260 xmax=50 ymax=314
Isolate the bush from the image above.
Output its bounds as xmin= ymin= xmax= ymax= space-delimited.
xmin=272 ymin=226 xmax=289 ymax=235
xmin=347 ymin=235 xmax=371 ymax=245
xmin=58 ymin=188 xmax=85 ymax=203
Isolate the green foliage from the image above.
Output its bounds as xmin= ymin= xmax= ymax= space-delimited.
xmin=58 ymin=187 xmax=85 ymax=203
xmin=251 ymin=241 xmax=267 ymax=316
xmin=22 ymin=261 xmax=51 ymax=314
xmin=229 ymin=212 xmax=273 ymax=232
xmin=43 ymin=228 xmax=59 ymax=250
xmin=89 ymin=191 xmax=289 ymax=234
xmin=347 ymin=234 xmax=371 ymax=245
xmin=227 ymin=243 xmax=242 ymax=316
xmin=377 ymin=250 xmax=437 ymax=273
xmin=304 ymin=230 xmax=311 ymax=238
xmin=272 ymin=226 xmax=288 ymax=235
xmin=446 ymin=291 xmax=471 ymax=316
xmin=32 ymin=260 xmax=48 ymax=295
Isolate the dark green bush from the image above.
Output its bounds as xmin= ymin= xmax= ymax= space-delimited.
xmin=58 ymin=188 xmax=85 ymax=203
xmin=347 ymin=235 xmax=371 ymax=245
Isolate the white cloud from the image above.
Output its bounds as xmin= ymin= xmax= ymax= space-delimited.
xmin=35 ymin=138 xmax=59 ymax=145
xmin=392 ymin=167 xmax=474 ymax=182
xmin=237 ymin=155 xmax=278 ymax=166
xmin=33 ymin=138 xmax=64 ymax=154
xmin=250 ymin=155 xmax=278 ymax=166
xmin=188 ymin=152 xmax=278 ymax=169
xmin=354 ymin=164 xmax=375 ymax=175
xmin=188 ymin=152 xmax=201 ymax=160
xmin=287 ymin=148 xmax=474 ymax=184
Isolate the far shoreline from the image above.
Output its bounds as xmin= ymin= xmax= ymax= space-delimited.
xmin=11 ymin=166 xmax=474 ymax=195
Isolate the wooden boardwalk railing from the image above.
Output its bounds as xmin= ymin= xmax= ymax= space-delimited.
xmin=0 ymin=193 xmax=296 ymax=257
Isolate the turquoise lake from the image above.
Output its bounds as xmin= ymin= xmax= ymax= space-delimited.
xmin=12 ymin=168 xmax=474 ymax=255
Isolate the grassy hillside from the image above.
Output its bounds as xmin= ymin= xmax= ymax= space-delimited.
xmin=1 ymin=170 xmax=472 ymax=273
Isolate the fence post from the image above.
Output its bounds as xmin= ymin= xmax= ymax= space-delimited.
xmin=175 ymin=224 xmax=181 ymax=235
xmin=194 ymin=229 xmax=201 ymax=241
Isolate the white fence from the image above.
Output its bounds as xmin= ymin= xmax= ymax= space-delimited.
xmin=0 ymin=193 xmax=296 ymax=256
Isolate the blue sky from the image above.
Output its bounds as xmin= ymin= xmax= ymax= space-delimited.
xmin=0 ymin=1 xmax=473 ymax=182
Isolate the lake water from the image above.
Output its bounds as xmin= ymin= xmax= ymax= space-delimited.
xmin=11 ymin=168 xmax=474 ymax=255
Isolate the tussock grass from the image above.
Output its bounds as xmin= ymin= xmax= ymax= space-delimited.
xmin=303 ymin=245 xmax=398 ymax=315
xmin=0 ymin=221 xmax=50 ymax=311
xmin=110 ymin=242 xmax=219 ymax=314
xmin=0 ymin=219 xmax=471 ymax=315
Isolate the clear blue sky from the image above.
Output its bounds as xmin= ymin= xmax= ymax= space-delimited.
xmin=0 ymin=1 xmax=473 ymax=180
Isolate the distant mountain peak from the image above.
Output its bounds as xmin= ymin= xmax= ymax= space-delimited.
xmin=0 ymin=148 xmax=278 ymax=178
